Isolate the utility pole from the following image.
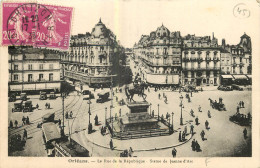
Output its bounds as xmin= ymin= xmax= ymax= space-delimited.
xmin=62 ymin=93 xmax=65 ymax=137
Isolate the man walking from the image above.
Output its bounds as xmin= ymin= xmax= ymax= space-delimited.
xmin=178 ymin=131 xmax=182 ymax=142
xmin=23 ymin=129 xmax=27 ymax=140
xmin=243 ymin=128 xmax=247 ymax=139
xmin=172 ymin=147 xmax=177 ymax=157
xmin=190 ymin=124 xmax=194 ymax=135
xmin=195 ymin=116 xmax=199 ymax=125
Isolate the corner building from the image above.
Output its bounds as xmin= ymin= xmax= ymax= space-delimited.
xmin=133 ymin=24 xmax=182 ymax=85
xmin=60 ymin=19 xmax=121 ymax=87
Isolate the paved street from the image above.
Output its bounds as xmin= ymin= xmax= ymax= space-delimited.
xmin=8 ymin=58 xmax=252 ymax=157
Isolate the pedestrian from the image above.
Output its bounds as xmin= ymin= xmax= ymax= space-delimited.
xmin=190 ymin=124 xmax=194 ymax=135
xmin=200 ymin=130 xmax=205 ymax=141
xmin=36 ymin=103 xmax=39 ymax=109
xmin=9 ymin=120 xmax=13 ymax=128
xmin=14 ymin=120 xmax=18 ymax=128
xmin=101 ymin=126 xmax=104 ymax=135
xmin=182 ymin=131 xmax=186 ymax=141
xmin=237 ymin=106 xmax=240 ymax=113
xmin=152 ymin=110 xmax=154 ymax=117
xmin=184 ymin=126 xmax=187 ymax=135
xmin=95 ymin=115 xmax=99 ymax=125
xmin=191 ymin=139 xmax=196 ymax=151
xmin=65 ymin=112 xmax=68 ymax=119
xmin=119 ymin=108 xmax=121 ymax=117
xmin=190 ymin=109 xmax=194 ymax=117
xmin=70 ymin=111 xmax=73 ymax=118
xmin=22 ymin=116 xmax=26 ymax=125
xmin=23 ymin=129 xmax=27 ymax=140
xmin=242 ymin=101 xmax=244 ymax=108
xmin=48 ymin=103 xmax=51 ymax=109
xmin=195 ymin=140 xmax=201 ymax=152
xmin=191 ymin=91 xmax=193 ymax=97
xmin=45 ymin=103 xmax=48 ymax=109
xmin=243 ymin=128 xmax=247 ymax=139
xmin=172 ymin=147 xmax=177 ymax=157
xmin=208 ymin=110 xmax=211 ymax=118
xmin=205 ymin=120 xmax=209 ymax=129
xmin=178 ymin=131 xmax=182 ymax=142
xmin=26 ymin=116 xmax=30 ymax=124
xmin=198 ymin=105 xmax=202 ymax=112
xmin=58 ymin=119 xmax=61 ymax=126
xmin=129 ymin=147 xmax=133 ymax=157
xmin=195 ymin=116 xmax=199 ymax=125
xmin=110 ymin=139 xmax=114 ymax=150
xmin=158 ymin=93 xmax=161 ymax=99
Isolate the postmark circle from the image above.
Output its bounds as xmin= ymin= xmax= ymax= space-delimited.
xmin=7 ymin=3 xmax=53 ymax=46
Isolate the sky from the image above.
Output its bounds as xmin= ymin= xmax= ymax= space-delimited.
xmin=39 ymin=0 xmax=260 ymax=48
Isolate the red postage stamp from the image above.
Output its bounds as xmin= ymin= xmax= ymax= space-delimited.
xmin=2 ymin=3 xmax=73 ymax=50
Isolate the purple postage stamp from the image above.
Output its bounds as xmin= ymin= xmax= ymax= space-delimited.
xmin=2 ymin=3 xmax=73 ymax=50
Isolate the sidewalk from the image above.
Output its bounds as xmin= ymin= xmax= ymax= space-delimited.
xmin=72 ymin=123 xmax=193 ymax=152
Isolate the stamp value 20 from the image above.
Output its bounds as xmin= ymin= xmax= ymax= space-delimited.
xmin=2 ymin=3 xmax=73 ymax=50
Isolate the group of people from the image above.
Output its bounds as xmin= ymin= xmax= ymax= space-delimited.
xmin=191 ymin=139 xmax=201 ymax=152
xmin=22 ymin=116 xmax=30 ymax=125
xmin=100 ymin=126 xmax=107 ymax=136
xmin=65 ymin=111 xmax=73 ymax=119
xmin=238 ymin=101 xmax=245 ymax=108
xmin=9 ymin=116 xmax=30 ymax=129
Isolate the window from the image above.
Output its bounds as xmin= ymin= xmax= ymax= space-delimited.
xmin=156 ymin=48 xmax=159 ymax=55
xmin=49 ymin=64 xmax=53 ymax=70
xmin=14 ymin=55 xmax=18 ymax=60
xmin=49 ymin=73 xmax=53 ymax=81
xmin=39 ymin=64 xmax=44 ymax=70
xmin=28 ymin=64 xmax=33 ymax=70
xmin=14 ymin=74 xmax=18 ymax=81
xmin=39 ymin=74 xmax=43 ymax=81
xmin=14 ymin=65 xmax=18 ymax=70
xmin=28 ymin=74 xmax=33 ymax=82
xmin=227 ymin=67 xmax=229 ymax=70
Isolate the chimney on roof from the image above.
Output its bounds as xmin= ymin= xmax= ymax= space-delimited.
xmin=222 ymin=39 xmax=226 ymax=48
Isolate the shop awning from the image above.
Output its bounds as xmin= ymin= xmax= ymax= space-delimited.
xmin=221 ymin=75 xmax=234 ymax=79
xmin=232 ymin=75 xmax=248 ymax=80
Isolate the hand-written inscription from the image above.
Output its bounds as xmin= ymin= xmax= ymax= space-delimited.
xmin=233 ymin=3 xmax=250 ymax=19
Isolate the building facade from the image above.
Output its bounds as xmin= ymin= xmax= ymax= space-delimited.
xmin=8 ymin=47 xmax=61 ymax=93
xmin=133 ymin=25 xmax=251 ymax=86
xmin=60 ymin=19 xmax=122 ymax=87
xmin=133 ymin=24 xmax=182 ymax=85
xmin=182 ymin=34 xmax=221 ymax=86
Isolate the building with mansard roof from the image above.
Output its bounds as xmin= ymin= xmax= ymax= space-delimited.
xmin=133 ymin=24 xmax=182 ymax=85
xmin=60 ymin=19 xmax=123 ymax=87
xmin=133 ymin=25 xmax=252 ymax=86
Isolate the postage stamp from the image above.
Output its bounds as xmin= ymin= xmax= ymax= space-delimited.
xmin=2 ymin=3 xmax=73 ymax=50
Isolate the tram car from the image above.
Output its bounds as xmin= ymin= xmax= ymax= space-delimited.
xmin=42 ymin=113 xmax=55 ymax=123
xmin=229 ymin=112 xmax=251 ymax=126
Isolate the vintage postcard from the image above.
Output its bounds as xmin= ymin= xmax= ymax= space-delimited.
xmin=0 ymin=0 xmax=259 ymax=167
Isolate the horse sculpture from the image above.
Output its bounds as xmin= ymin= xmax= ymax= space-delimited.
xmin=125 ymin=83 xmax=147 ymax=102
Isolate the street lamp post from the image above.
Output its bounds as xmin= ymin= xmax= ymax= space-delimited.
xmin=158 ymin=104 xmax=160 ymax=121
xmin=105 ymin=107 xmax=107 ymax=125
xmin=171 ymin=112 xmax=174 ymax=131
xmin=110 ymin=105 xmax=112 ymax=123
xmin=180 ymin=95 xmax=183 ymax=125
xmin=150 ymin=103 xmax=152 ymax=116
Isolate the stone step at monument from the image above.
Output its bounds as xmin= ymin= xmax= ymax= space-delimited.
xmin=112 ymin=128 xmax=170 ymax=140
